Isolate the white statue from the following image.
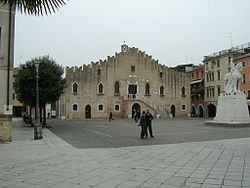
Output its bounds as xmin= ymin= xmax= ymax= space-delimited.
xmin=224 ymin=59 xmax=243 ymax=93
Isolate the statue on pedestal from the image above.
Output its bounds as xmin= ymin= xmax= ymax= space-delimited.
xmin=224 ymin=59 xmax=243 ymax=94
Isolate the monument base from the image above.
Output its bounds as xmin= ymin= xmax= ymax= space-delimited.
xmin=205 ymin=92 xmax=250 ymax=127
xmin=204 ymin=121 xmax=250 ymax=127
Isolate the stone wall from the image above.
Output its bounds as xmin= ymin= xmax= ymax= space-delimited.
xmin=62 ymin=45 xmax=190 ymax=119
xmin=0 ymin=115 xmax=12 ymax=142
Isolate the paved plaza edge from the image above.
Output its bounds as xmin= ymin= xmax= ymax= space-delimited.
xmin=0 ymin=119 xmax=250 ymax=188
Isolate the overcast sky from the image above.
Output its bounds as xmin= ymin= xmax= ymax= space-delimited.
xmin=14 ymin=0 xmax=250 ymax=68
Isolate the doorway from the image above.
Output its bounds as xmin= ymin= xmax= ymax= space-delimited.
xmin=207 ymin=104 xmax=216 ymax=117
xmin=191 ymin=106 xmax=196 ymax=117
xmin=197 ymin=105 xmax=204 ymax=117
xmin=132 ymin=103 xmax=141 ymax=118
xmin=171 ymin=105 xmax=175 ymax=118
xmin=85 ymin=105 xmax=91 ymax=119
xmin=128 ymin=84 xmax=137 ymax=94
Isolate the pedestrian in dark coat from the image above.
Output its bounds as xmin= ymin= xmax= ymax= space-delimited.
xmin=109 ymin=112 xmax=114 ymax=121
xmin=138 ymin=111 xmax=147 ymax=139
xmin=146 ymin=110 xmax=154 ymax=137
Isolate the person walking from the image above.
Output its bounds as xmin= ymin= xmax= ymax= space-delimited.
xmin=146 ymin=109 xmax=154 ymax=138
xmin=109 ymin=112 xmax=114 ymax=121
xmin=138 ymin=111 xmax=147 ymax=139
xmin=134 ymin=109 xmax=138 ymax=123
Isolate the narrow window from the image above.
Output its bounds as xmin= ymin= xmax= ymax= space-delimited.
xmin=131 ymin=66 xmax=135 ymax=72
xmin=97 ymin=69 xmax=101 ymax=76
xmin=228 ymin=57 xmax=231 ymax=66
xmin=217 ymin=71 xmax=220 ymax=80
xmin=218 ymin=86 xmax=221 ymax=96
xmin=181 ymin=86 xmax=185 ymax=96
xmin=145 ymin=83 xmax=150 ymax=95
xmin=192 ymin=73 xmax=194 ymax=78
xmin=12 ymin=93 xmax=16 ymax=100
xmin=98 ymin=83 xmax=104 ymax=94
xmin=160 ymin=85 xmax=164 ymax=95
xmin=243 ymin=74 xmax=246 ymax=83
xmin=114 ymin=81 xmax=120 ymax=95
xmin=72 ymin=82 xmax=78 ymax=94
xmin=196 ymin=72 xmax=198 ymax=77
xmin=160 ymin=72 xmax=163 ymax=78
xmin=242 ymin=62 xmax=245 ymax=67
xmin=217 ymin=60 xmax=220 ymax=67
xmin=73 ymin=104 xmax=78 ymax=111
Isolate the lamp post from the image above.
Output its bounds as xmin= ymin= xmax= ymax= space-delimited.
xmin=34 ymin=61 xmax=43 ymax=140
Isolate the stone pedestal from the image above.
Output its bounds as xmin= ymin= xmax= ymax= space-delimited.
xmin=205 ymin=92 xmax=250 ymax=127
xmin=0 ymin=115 xmax=12 ymax=142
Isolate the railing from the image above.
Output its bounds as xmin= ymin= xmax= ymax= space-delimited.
xmin=124 ymin=94 xmax=155 ymax=110
xmin=204 ymin=42 xmax=250 ymax=60
xmin=124 ymin=94 xmax=139 ymax=100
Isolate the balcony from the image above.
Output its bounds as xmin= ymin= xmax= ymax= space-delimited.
xmin=124 ymin=94 xmax=139 ymax=100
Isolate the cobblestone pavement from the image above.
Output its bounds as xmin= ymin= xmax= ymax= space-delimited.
xmin=0 ymin=118 xmax=250 ymax=188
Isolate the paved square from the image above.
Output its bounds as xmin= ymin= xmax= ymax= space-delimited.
xmin=0 ymin=118 xmax=249 ymax=188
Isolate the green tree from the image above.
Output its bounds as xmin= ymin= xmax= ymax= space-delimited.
xmin=14 ymin=55 xmax=66 ymax=124
xmin=0 ymin=0 xmax=66 ymax=15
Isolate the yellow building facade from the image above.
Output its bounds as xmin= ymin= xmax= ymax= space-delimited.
xmin=61 ymin=45 xmax=190 ymax=119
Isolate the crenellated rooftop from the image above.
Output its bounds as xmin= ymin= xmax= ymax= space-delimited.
xmin=66 ymin=45 xmax=165 ymax=73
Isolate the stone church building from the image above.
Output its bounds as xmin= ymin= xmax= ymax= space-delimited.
xmin=59 ymin=44 xmax=190 ymax=119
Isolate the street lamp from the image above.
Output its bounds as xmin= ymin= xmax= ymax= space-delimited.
xmin=34 ymin=61 xmax=43 ymax=140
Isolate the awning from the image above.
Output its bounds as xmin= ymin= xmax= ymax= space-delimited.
xmin=191 ymin=79 xmax=203 ymax=84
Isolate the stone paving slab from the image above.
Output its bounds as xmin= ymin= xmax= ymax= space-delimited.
xmin=0 ymin=119 xmax=250 ymax=188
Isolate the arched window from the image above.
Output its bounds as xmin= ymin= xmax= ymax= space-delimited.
xmin=72 ymin=82 xmax=78 ymax=94
xmin=72 ymin=104 xmax=78 ymax=111
xmin=145 ymin=83 xmax=150 ymax=95
xmin=160 ymin=85 xmax=164 ymax=96
xmin=114 ymin=81 xmax=120 ymax=95
xmin=97 ymin=69 xmax=101 ymax=76
xmin=98 ymin=83 xmax=104 ymax=94
xmin=181 ymin=86 xmax=186 ymax=96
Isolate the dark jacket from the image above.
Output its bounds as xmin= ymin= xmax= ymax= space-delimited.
xmin=139 ymin=114 xmax=147 ymax=127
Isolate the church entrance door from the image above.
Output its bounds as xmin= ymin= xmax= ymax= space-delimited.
xmin=85 ymin=105 xmax=91 ymax=119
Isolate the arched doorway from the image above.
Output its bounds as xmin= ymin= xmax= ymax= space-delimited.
xmin=85 ymin=105 xmax=91 ymax=119
xmin=197 ymin=105 xmax=204 ymax=117
xmin=171 ymin=105 xmax=175 ymax=118
xmin=191 ymin=106 xmax=196 ymax=117
xmin=207 ymin=104 xmax=216 ymax=117
xmin=132 ymin=103 xmax=141 ymax=118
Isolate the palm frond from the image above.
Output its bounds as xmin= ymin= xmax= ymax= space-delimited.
xmin=0 ymin=0 xmax=66 ymax=16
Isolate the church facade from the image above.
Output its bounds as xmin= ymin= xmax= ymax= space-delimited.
xmin=59 ymin=44 xmax=190 ymax=119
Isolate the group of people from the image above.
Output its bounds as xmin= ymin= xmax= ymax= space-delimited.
xmin=109 ymin=109 xmax=154 ymax=139
xmin=138 ymin=110 xmax=154 ymax=139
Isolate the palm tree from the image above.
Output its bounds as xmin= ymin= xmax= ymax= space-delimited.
xmin=0 ymin=0 xmax=66 ymax=15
